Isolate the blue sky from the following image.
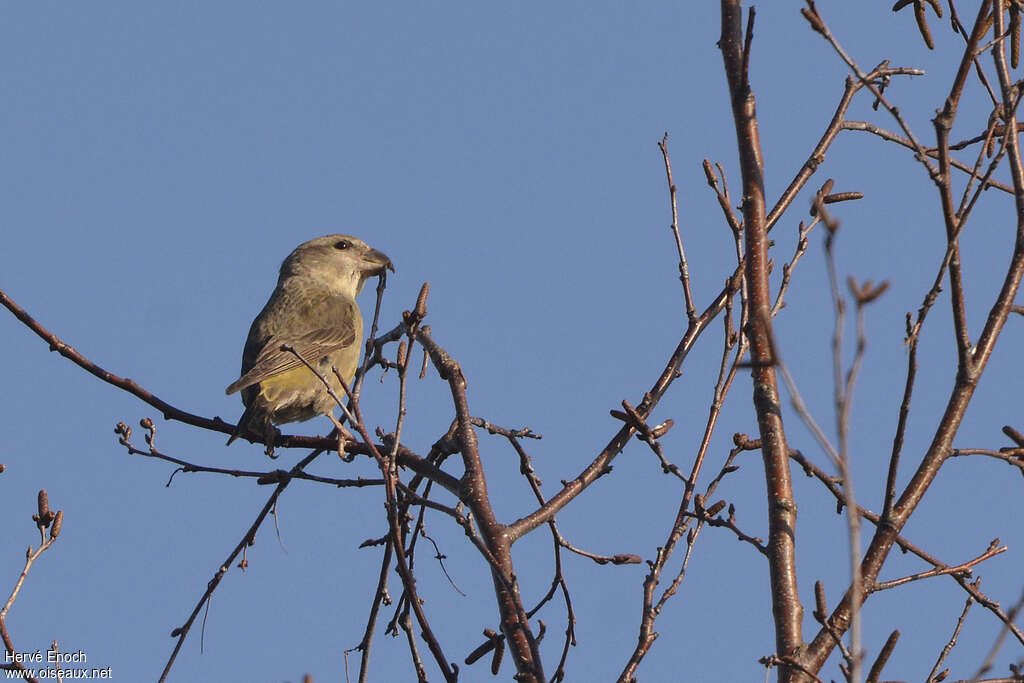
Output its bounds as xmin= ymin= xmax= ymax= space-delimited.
xmin=2 ymin=3 xmax=1022 ymax=682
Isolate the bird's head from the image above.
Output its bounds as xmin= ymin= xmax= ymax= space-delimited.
xmin=278 ymin=234 xmax=394 ymax=297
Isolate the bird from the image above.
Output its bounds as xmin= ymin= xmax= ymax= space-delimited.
xmin=225 ymin=234 xmax=393 ymax=456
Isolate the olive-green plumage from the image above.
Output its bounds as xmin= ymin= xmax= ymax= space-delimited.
xmin=226 ymin=234 xmax=393 ymax=454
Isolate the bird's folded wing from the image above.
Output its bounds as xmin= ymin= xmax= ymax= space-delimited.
xmin=225 ymin=322 xmax=356 ymax=395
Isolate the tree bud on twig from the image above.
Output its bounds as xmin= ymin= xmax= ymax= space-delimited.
xmin=491 ymin=636 xmax=505 ymax=675
xmin=866 ymin=629 xmax=899 ymax=683
xmin=1003 ymin=425 xmax=1024 ymax=447
xmin=650 ymin=419 xmax=674 ymax=439
xmin=415 ymin=282 xmax=430 ymax=319
xmin=702 ymin=159 xmax=716 ymax=187
xmin=823 ymin=191 xmax=864 ymax=204
xmin=813 ymin=580 xmax=827 ymax=623
xmin=51 ymin=510 xmax=64 ymax=540
xmin=705 ymin=500 xmax=727 ymax=518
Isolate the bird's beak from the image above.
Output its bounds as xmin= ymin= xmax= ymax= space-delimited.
xmin=364 ymin=248 xmax=394 ymax=275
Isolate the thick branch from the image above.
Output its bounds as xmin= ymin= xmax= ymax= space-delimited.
xmin=720 ymin=3 xmax=804 ymax=676
xmin=414 ymin=326 xmax=544 ymax=683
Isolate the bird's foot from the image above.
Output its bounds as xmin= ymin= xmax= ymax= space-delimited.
xmin=328 ymin=414 xmax=356 ymax=461
xmin=263 ymin=423 xmax=282 ymax=459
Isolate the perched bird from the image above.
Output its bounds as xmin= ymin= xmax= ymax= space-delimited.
xmin=225 ymin=234 xmax=393 ymax=455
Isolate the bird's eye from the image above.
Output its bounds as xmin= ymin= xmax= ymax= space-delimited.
xmin=334 ymin=240 xmax=350 ymax=250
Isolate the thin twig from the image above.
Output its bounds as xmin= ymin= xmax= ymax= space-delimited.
xmin=660 ymin=133 xmax=697 ymax=321
xmin=926 ymin=587 xmax=975 ymax=683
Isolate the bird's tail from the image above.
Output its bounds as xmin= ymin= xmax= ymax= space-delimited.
xmin=226 ymin=403 xmax=279 ymax=457
xmin=226 ymin=404 xmax=257 ymax=446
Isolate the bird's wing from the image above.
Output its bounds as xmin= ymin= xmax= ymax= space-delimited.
xmin=225 ymin=297 xmax=358 ymax=395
